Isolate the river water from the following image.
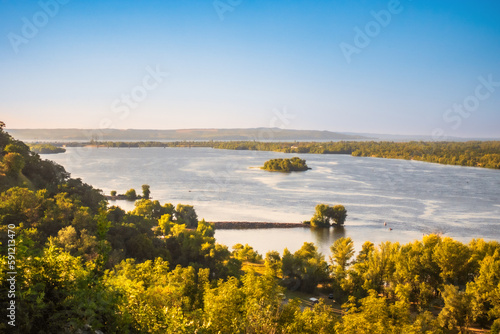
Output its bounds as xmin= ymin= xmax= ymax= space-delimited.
xmin=45 ymin=147 xmax=500 ymax=256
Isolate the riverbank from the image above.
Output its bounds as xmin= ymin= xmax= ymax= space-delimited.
xmin=52 ymin=140 xmax=500 ymax=169
xmin=213 ymin=221 xmax=306 ymax=229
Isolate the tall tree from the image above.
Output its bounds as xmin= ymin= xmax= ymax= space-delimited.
xmin=330 ymin=237 xmax=355 ymax=279
xmin=438 ymin=284 xmax=473 ymax=333
xmin=141 ymin=184 xmax=150 ymax=199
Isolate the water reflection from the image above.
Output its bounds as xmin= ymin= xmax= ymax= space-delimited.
xmin=310 ymin=227 xmax=346 ymax=250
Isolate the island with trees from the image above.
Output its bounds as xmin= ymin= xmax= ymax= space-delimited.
xmin=29 ymin=143 xmax=66 ymax=154
xmin=1 ymin=122 xmax=500 ymax=333
xmin=262 ymin=157 xmax=310 ymax=172
xmin=303 ymin=204 xmax=348 ymax=227
xmin=107 ymin=184 xmax=151 ymax=201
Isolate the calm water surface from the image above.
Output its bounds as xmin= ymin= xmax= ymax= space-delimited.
xmin=45 ymin=147 xmax=500 ymax=255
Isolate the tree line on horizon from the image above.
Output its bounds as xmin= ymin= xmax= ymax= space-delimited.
xmin=54 ymin=138 xmax=500 ymax=169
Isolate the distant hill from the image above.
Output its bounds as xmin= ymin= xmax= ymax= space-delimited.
xmin=340 ymin=132 xmax=500 ymax=142
xmin=6 ymin=128 xmax=368 ymax=142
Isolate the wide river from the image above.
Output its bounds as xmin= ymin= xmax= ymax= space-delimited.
xmin=45 ymin=147 xmax=500 ymax=255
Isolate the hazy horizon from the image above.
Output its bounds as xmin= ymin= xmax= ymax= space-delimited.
xmin=1 ymin=1 xmax=500 ymax=138
xmin=5 ymin=127 xmax=500 ymax=141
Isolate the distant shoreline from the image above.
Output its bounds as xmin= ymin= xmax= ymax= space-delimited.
xmin=212 ymin=221 xmax=307 ymax=229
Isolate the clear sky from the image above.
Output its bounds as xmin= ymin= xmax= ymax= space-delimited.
xmin=1 ymin=0 xmax=499 ymax=138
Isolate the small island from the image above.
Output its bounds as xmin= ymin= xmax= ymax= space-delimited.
xmin=30 ymin=143 xmax=66 ymax=154
xmin=262 ymin=157 xmax=310 ymax=172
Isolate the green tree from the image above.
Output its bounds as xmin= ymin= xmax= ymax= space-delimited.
xmin=132 ymin=199 xmax=165 ymax=220
xmin=14 ymin=242 xmax=125 ymax=333
xmin=283 ymin=301 xmax=338 ymax=334
xmin=330 ymin=237 xmax=355 ymax=273
xmin=330 ymin=237 xmax=355 ymax=288
xmin=467 ymin=254 xmax=500 ymax=325
xmin=335 ymin=289 xmax=413 ymax=334
xmin=107 ymin=205 xmax=125 ymax=223
xmin=282 ymin=242 xmax=329 ymax=293
xmin=158 ymin=214 xmax=173 ymax=236
xmin=310 ymin=204 xmax=331 ymax=227
xmin=203 ymin=277 xmax=245 ymax=333
xmin=433 ymin=237 xmax=471 ymax=285
xmin=141 ymin=184 xmax=150 ymax=199
xmin=124 ymin=188 xmax=137 ymax=200
xmin=197 ymin=219 xmax=215 ymax=238
xmin=438 ymin=284 xmax=473 ymax=333
xmin=265 ymin=250 xmax=282 ymax=277
xmin=56 ymin=225 xmax=79 ymax=254
xmin=241 ymin=272 xmax=284 ymax=333
xmin=2 ymin=152 xmax=25 ymax=176
xmin=175 ymin=204 xmax=198 ymax=228
xmin=232 ymin=243 xmax=262 ymax=263
xmin=310 ymin=204 xmax=347 ymax=227
xmin=332 ymin=205 xmax=347 ymax=226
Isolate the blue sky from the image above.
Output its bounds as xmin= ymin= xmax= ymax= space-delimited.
xmin=1 ymin=0 xmax=499 ymax=138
